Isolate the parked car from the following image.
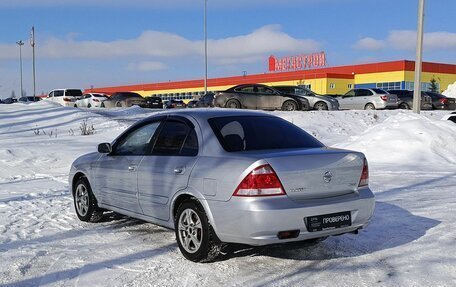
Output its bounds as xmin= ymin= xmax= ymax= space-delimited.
xmin=2 ymin=97 xmax=18 ymax=104
xmin=387 ymin=89 xmax=432 ymax=110
xmin=18 ymin=96 xmax=42 ymax=103
xmin=214 ymin=84 xmax=310 ymax=111
xmin=46 ymin=89 xmax=83 ymax=107
xmin=186 ymin=100 xmax=199 ymax=108
xmin=422 ymin=91 xmax=456 ymax=110
xmin=74 ymin=93 xmax=108 ymax=108
xmin=336 ymin=88 xmax=398 ymax=110
xmin=69 ymin=109 xmax=375 ymax=262
xmin=273 ymin=85 xmax=339 ymax=110
xmin=195 ymin=92 xmax=215 ymax=108
xmin=144 ymin=96 xmax=164 ymax=109
xmin=164 ymin=99 xmax=186 ymax=109
xmin=101 ymin=92 xmax=147 ymax=108
xmin=441 ymin=113 xmax=456 ymax=123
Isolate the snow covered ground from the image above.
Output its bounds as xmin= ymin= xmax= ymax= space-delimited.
xmin=0 ymin=102 xmax=455 ymax=287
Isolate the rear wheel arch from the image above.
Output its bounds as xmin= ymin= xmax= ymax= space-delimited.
xmin=365 ymin=103 xmax=376 ymax=110
xmin=171 ymin=192 xmax=216 ymax=231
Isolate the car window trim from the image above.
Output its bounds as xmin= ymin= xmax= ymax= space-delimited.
xmin=150 ymin=116 xmax=198 ymax=157
xmin=110 ymin=116 xmax=166 ymax=156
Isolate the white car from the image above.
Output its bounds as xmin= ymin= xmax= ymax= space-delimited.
xmin=74 ymin=93 xmax=109 ymax=108
xmin=46 ymin=89 xmax=83 ymax=107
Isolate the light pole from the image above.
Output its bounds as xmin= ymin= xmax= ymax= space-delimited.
xmin=16 ymin=40 xmax=24 ymax=98
xmin=31 ymin=27 xmax=36 ymax=101
xmin=413 ymin=0 xmax=425 ymax=114
xmin=203 ymin=0 xmax=208 ymax=96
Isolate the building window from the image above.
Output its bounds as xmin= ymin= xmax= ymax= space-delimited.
xmin=329 ymin=83 xmax=336 ymax=89
xmin=300 ymin=84 xmax=312 ymax=90
xmin=348 ymin=84 xmax=353 ymax=89
xmin=405 ymin=81 xmax=440 ymax=92
xmin=376 ymin=82 xmax=401 ymax=91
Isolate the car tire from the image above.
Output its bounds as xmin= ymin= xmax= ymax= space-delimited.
xmin=101 ymin=102 xmax=105 ymax=108
xmin=73 ymin=177 xmax=103 ymax=223
xmin=282 ymin=100 xmax=298 ymax=111
xmin=225 ymin=99 xmax=241 ymax=109
xmin=116 ymin=102 xmax=122 ymax=108
xmin=314 ymin=101 xmax=328 ymax=110
xmin=74 ymin=104 xmax=78 ymax=108
xmin=399 ymin=103 xmax=410 ymax=110
xmin=364 ymin=103 xmax=375 ymax=110
xmin=175 ymin=199 xmax=221 ymax=262
xmin=87 ymin=103 xmax=92 ymax=108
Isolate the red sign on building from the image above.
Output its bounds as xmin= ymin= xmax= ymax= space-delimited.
xmin=269 ymin=52 xmax=327 ymax=72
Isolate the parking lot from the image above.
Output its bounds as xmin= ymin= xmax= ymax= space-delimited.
xmin=0 ymin=102 xmax=455 ymax=286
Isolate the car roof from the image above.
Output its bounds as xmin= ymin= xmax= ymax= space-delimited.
xmin=142 ymin=108 xmax=273 ymax=122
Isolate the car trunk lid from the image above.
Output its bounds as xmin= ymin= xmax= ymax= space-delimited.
xmin=263 ymin=149 xmax=364 ymax=201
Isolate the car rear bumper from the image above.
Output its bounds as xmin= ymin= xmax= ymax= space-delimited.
xmin=207 ymin=187 xmax=375 ymax=246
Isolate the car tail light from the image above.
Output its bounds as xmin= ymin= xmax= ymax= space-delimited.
xmin=380 ymin=95 xmax=388 ymax=101
xmin=233 ymin=164 xmax=286 ymax=197
xmin=93 ymin=99 xmax=100 ymax=102
xmin=358 ymin=158 xmax=369 ymax=188
xmin=63 ymin=98 xmax=72 ymax=102
xmin=440 ymin=98 xmax=448 ymax=104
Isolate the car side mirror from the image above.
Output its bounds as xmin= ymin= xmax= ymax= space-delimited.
xmin=98 ymin=143 xmax=112 ymax=154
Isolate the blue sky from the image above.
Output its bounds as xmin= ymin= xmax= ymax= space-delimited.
xmin=0 ymin=0 xmax=455 ymax=97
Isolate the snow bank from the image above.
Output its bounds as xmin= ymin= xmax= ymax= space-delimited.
xmin=442 ymin=81 xmax=456 ymax=98
xmin=335 ymin=112 xmax=456 ymax=172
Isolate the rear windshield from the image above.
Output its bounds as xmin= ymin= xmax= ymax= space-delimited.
xmin=372 ymin=89 xmax=388 ymax=94
xmin=208 ymin=116 xmax=323 ymax=152
xmin=66 ymin=89 xmax=83 ymax=97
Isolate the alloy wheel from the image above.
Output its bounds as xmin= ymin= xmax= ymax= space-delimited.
xmin=75 ymin=183 xmax=89 ymax=217
xmin=178 ymin=209 xmax=203 ymax=254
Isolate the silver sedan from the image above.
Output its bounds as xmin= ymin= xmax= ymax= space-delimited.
xmin=69 ymin=109 xmax=375 ymax=262
xmin=274 ymin=85 xmax=340 ymax=110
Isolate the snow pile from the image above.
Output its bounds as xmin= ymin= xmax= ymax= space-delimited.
xmin=335 ymin=112 xmax=456 ymax=171
xmin=442 ymin=81 xmax=456 ymax=98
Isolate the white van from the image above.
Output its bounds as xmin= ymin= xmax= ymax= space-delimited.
xmin=46 ymin=89 xmax=83 ymax=107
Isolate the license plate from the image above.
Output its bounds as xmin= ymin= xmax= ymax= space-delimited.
xmin=305 ymin=211 xmax=351 ymax=232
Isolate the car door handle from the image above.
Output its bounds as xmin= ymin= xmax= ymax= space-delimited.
xmin=128 ymin=165 xmax=137 ymax=172
xmin=174 ymin=167 xmax=185 ymax=174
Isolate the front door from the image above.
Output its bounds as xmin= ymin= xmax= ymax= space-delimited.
xmin=137 ymin=117 xmax=199 ymax=221
xmin=256 ymin=86 xmax=281 ymax=109
xmin=92 ymin=120 xmax=162 ymax=214
xmin=338 ymin=89 xmax=355 ymax=109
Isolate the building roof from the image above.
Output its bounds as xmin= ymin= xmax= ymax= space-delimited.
xmin=86 ymin=60 xmax=456 ymax=94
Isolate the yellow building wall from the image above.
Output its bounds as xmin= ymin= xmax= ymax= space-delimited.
xmin=354 ymin=71 xmax=406 ymax=84
xmin=325 ymin=78 xmax=355 ymax=95
xmin=404 ymin=71 xmax=456 ymax=93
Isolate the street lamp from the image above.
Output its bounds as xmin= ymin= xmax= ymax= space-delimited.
xmin=16 ymin=40 xmax=24 ymax=98
xmin=203 ymin=0 xmax=208 ymax=96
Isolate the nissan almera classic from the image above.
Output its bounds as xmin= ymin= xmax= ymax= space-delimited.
xmin=69 ymin=109 xmax=375 ymax=262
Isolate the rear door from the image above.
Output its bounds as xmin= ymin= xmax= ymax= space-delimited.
xmin=137 ymin=116 xmax=199 ymax=221
xmin=234 ymin=86 xmax=257 ymax=109
xmin=92 ymin=119 xmax=163 ymax=213
xmin=353 ymin=89 xmax=372 ymax=109
xmin=256 ymin=86 xmax=281 ymax=109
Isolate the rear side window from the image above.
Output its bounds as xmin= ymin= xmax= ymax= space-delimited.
xmin=66 ymin=89 xmax=83 ymax=97
xmin=208 ymin=116 xmax=323 ymax=152
xmin=152 ymin=120 xmax=198 ymax=156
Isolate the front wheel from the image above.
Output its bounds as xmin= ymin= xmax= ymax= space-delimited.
xmin=101 ymin=102 xmax=105 ymax=108
xmin=74 ymin=104 xmax=78 ymax=108
xmin=399 ymin=103 xmax=410 ymax=109
xmin=282 ymin=100 xmax=298 ymax=111
xmin=175 ymin=200 xmax=220 ymax=262
xmin=87 ymin=103 xmax=92 ymax=108
xmin=73 ymin=177 xmax=103 ymax=222
xmin=116 ymin=102 xmax=122 ymax=108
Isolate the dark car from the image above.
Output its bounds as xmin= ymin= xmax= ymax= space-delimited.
xmin=186 ymin=100 xmax=199 ymax=108
xmin=144 ymin=96 xmax=163 ymax=109
xmin=164 ymin=99 xmax=186 ymax=109
xmin=2 ymin=97 xmax=18 ymax=104
xmin=387 ymin=90 xmax=432 ymax=110
xmin=422 ymin=91 xmax=456 ymax=110
xmin=195 ymin=92 xmax=215 ymax=108
xmin=213 ymin=84 xmax=310 ymax=111
xmin=101 ymin=92 xmax=147 ymax=108
xmin=18 ymin=96 xmax=42 ymax=103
